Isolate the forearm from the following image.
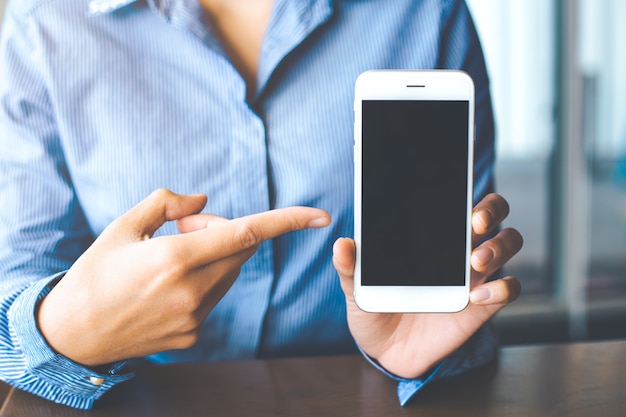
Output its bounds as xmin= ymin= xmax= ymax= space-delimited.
xmin=0 ymin=273 xmax=133 ymax=409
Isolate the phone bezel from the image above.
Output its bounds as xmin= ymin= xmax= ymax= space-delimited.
xmin=353 ymin=70 xmax=475 ymax=313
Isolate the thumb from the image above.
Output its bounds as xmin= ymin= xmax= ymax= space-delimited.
xmin=333 ymin=237 xmax=357 ymax=302
xmin=110 ymin=189 xmax=208 ymax=240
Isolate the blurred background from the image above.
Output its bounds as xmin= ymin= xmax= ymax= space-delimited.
xmin=466 ymin=0 xmax=626 ymax=344
xmin=0 ymin=0 xmax=624 ymax=345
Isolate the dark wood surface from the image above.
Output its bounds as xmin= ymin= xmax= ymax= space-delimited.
xmin=1 ymin=339 xmax=625 ymax=417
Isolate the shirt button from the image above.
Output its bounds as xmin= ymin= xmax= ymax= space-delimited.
xmin=89 ymin=376 xmax=105 ymax=386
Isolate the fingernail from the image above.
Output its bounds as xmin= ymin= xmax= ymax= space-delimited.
xmin=470 ymin=288 xmax=491 ymax=303
xmin=308 ymin=216 xmax=330 ymax=228
xmin=472 ymin=247 xmax=494 ymax=268
xmin=472 ymin=209 xmax=493 ymax=233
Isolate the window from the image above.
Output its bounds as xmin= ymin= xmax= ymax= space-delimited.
xmin=580 ymin=0 xmax=626 ymax=339
xmin=467 ymin=0 xmax=626 ymax=343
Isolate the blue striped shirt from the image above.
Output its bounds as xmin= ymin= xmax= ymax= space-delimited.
xmin=0 ymin=0 xmax=496 ymax=409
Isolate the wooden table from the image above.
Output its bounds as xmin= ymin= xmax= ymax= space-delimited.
xmin=1 ymin=340 xmax=625 ymax=416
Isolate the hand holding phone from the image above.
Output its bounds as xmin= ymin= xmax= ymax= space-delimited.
xmin=334 ymin=192 xmax=523 ymax=379
xmin=353 ymin=70 xmax=475 ymax=313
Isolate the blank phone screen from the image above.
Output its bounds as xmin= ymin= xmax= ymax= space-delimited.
xmin=361 ymin=100 xmax=469 ymax=286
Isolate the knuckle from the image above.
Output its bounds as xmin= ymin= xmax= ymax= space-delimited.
xmin=151 ymin=188 xmax=172 ymax=200
xmin=500 ymin=228 xmax=524 ymax=252
xmin=500 ymin=196 xmax=510 ymax=214
xmin=285 ymin=212 xmax=305 ymax=231
xmin=234 ymin=221 xmax=262 ymax=250
xmin=152 ymin=241 xmax=185 ymax=272
xmin=493 ymin=194 xmax=510 ymax=219
xmin=170 ymin=281 xmax=205 ymax=310
xmin=480 ymin=193 xmax=510 ymax=222
xmin=169 ymin=289 xmax=206 ymax=325
xmin=509 ymin=277 xmax=522 ymax=300
xmin=173 ymin=332 xmax=201 ymax=350
xmin=498 ymin=276 xmax=522 ymax=304
xmin=182 ymin=288 xmax=205 ymax=311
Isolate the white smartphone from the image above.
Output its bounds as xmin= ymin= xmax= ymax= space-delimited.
xmin=353 ymin=70 xmax=474 ymax=313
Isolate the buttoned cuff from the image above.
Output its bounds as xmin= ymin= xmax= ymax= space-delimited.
xmin=8 ymin=272 xmax=134 ymax=409
xmin=359 ymin=324 xmax=499 ymax=406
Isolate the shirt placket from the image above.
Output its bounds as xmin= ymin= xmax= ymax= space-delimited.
xmin=160 ymin=0 xmax=277 ymax=358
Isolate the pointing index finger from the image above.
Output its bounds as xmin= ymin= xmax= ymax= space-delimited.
xmin=176 ymin=207 xmax=331 ymax=268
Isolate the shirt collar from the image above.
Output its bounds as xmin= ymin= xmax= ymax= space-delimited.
xmin=87 ymin=0 xmax=208 ymax=22
xmin=88 ymin=0 xmax=177 ymax=16
xmin=88 ymin=0 xmax=139 ymax=15
xmin=88 ymin=0 xmax=337 ymax=17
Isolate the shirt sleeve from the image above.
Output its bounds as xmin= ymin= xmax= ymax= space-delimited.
xmin=360 ymin=325 xmax=498 ymax=405
xmin=0 ymin=4 xmax=132 ymax=409
xmin=2 ymin=273 xmax=134 ymax=409
xmin=398 ymin=326 xmax=498 ymax=405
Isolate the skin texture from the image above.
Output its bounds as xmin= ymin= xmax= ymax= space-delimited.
xmin=333 ymin=193 xmax=523 ymax=379
xmin=37 ymin=189 xmax=331 ymax=366
xmin=38 ymin=189 xmax=521 ymax=377
xmin=198 ymin=0 xmax=273 ymax=96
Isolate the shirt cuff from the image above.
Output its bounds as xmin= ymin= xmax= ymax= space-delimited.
xmin=359 ymin=324 xmax=499 ymax=406
xmin=7 ymin=272 xmax=134 ymax=409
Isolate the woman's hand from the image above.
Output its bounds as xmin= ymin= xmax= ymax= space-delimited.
xmin=37 ymin=189 xmax=330 ymax=367
xmin=333 ymin=193 xmax=522 ymax=378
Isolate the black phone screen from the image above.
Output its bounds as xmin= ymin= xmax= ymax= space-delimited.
xmin=361 ymin=100 xmax=470 ymax=286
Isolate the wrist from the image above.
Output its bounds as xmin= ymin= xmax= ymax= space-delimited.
xmin=36 ymin=278 xmax=103 ymax=367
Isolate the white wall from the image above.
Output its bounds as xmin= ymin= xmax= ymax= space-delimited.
xmin=466 ymin=0 xmax=556 ymax=160
xmin=0 ymin=0 xmax=5 ymax=28
xmin=467 ymin=0 xmax=626 ymax=160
